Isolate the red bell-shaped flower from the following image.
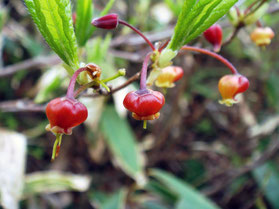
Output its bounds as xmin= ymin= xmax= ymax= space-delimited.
xmin=123 ymin=89 xmax=165 ymax=120
xmin=203 ymin=24 xmax=223 ymax=52
xmin=46 ymin=97 xmax=88 ymax=135
xmin=91 ymin=13 xmax=119 ymax=29
xmin=155 ymin=66 xmax=184 ymax=88
xmin=250 ymin=27 xmax=275 ymax=47
xmin=218 ymin=74 xmax=249 ymax=107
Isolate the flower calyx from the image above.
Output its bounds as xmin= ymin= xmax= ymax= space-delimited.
xmin=123 ymin=89 xmax=165 ymax=121
xmin=250 ymin=27 xmax=275 ymax=47
xmin=203 ymin=24 xmax=223 ymax=52
xmin=85 ymin=63 xmax=102 ymax=80
xmin=218 ymin=74 xmax=249 ymax=107
xmin=155 ymin=66 xmax=184 ymax=88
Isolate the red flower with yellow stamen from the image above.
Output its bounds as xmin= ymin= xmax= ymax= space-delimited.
xmin=218 ymin=74 xmax=249 ymax=106
xmin=250 ymin=27 xmax=275 ymax=47
xmin=155 ymin=66 xmax=184 ymax=88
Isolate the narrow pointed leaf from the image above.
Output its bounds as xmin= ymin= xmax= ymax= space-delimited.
xmin=23 ymin=171 xmax=91 ymax=197
xmin=100 ymin=189 xmax=127 ymax=209
xmin=99 ymin=0 xmax=115 ymax=17
xmin=252 ymin=162 xmax=279 ymax=209
xmin=24 ymin=0 xmax=79 ymax=69
xmin=168 ymin=0 xmax=238 ymax=51
xmin=100 ymin=106 xmax=146 ymax=185
xmin=75 ymin=0 xmax=94 ymax=47
xmin=150 ymin=169 xmax=220 ymax=209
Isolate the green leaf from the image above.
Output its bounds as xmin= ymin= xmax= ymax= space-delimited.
xmin=168 ymin=0 xmax=238 ymax=51
xmin=100 ymin=189 xmax=127 ymax=209
xmin=252 ymin=162 xmax=279 ymax=209
xmin=100 ymin=106 xmax=146 ymax=185
xmin=164 ymin=0 xmax=180 ymax=16
xmin=266 ymin=73 xmax=279 ymax=112
xmin=145 ymin=180 xmax=178 ymax=204
xmin=143 ymin=201 xmax=170 ymax=209
xmin=175 ymin=198 xmax=189 ymax=209
xmin=99 ymin=0 xmax=115 ymax=16
xmin=34 ymin=66 xmax=66 ymax=103
xmin=23 ymin=171 xmax=91 ymax=197
xmin=24 ymin=0 xmax=79 ymax=70
xmin=0 ymin=7 xmax=7 ymax=31
xmin=150 ymin=169 xmax=220 ymax=209
xmin=86 ymin=34 xmax=112 ymax=66
xmin=75 ymin=0 xmax=94 ymax=47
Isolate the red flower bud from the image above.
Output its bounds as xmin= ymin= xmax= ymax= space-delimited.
xmin=155 ymin=66 xmax=184 ymax=88
xmin=203 ymin=24 xmax=223 ymax=52
xmin=250 ymin=27 xmax=275 ymax=47
xmin=218 ymin=74 xmax=249 ymax=107
xmin=123 ymin=89 xmax=165 ymax=120
xmin=46 ymin=97 xmax=88 ymax=135
xmin=91 ymin=13 xmax=119 ymax=29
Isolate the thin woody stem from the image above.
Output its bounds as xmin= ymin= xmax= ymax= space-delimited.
xmin=118 ymin=20 xmax=155 ymax=51
xmin=244 ymin=0 xmax=267 ymax=18
xmin=256 ymin=20 xmax=263 ymax=27
xmin=66 ymin=67 xmax=88 ymax=99
xmin=159 ymin=39 xmax=170 ymax=52
xmin=224 ymin=0 xmax=266 ymax=47
xmin=234 ymin=6 xmax=241 ymax=17
xmin=244 ymin=0 xmax=258 ymax=15
xmin=74 ymin=81 xmax=98 ymax=98
xmin=74 ymin=70 xmax=125 ymax=97
xmin=140 ymin=53 xmax=152 ymax=90
xmin=223 ymin=23 xmax=244 ymax=47
xmin=181 ymin=46 xmax=239 ymax=74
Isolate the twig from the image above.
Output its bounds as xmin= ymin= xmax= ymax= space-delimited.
xmin=222 ymin=23 xmax=244 ymax=47
xmin=223 ymin=0 xmax=267 ymax=47
xmin=244 ymin=0 xmax=259 ymax=15
xmin=268 ymin=5 xmax=279 ymax=14
xmin=108 ymin=49 xmax=146 ymax=62
xmin=82 ymin=71 xmax=141 ymax=98
xmin=0 ymin=99 xmax=45 ymax=112
xmin=203 ymin=135 xmax=279 ymax=196
xmin=0 ymin=55 xmax=61 ymax=78
xmin=110 ymin=26 xmax=174 ymax=47
xmin=244 ymin=0 xmax=267 ymax=19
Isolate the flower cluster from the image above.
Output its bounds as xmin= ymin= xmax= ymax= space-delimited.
xmin=45 ymin=12 xmax=265 ymax=160
xmin=45 ymin=64 xmax=125 ymax=160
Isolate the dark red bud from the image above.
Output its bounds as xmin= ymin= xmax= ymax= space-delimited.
xmin=91 ymin=13 xmax=119 ymax=29
xmin=203 ymin=24 xmax=223 ymax=52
